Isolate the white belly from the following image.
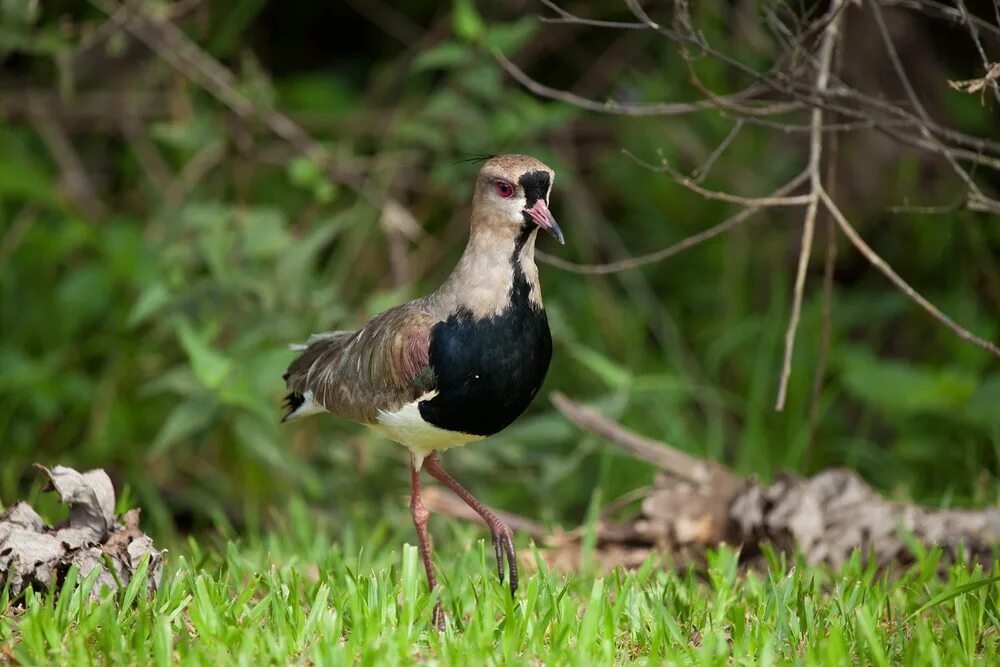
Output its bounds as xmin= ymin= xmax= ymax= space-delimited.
xmin=372 ymin=392 xmax=484 ymax=464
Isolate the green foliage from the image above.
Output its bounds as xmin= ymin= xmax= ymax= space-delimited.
xmin=452 ymin=0 xmax=485 ymax=43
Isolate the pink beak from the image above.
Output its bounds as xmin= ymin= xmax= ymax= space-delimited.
xmin=523 ymin=199 xmax=564 ymax=244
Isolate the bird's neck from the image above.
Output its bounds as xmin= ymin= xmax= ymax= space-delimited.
xmin=438 ymin=214 xmax=542 ymax=319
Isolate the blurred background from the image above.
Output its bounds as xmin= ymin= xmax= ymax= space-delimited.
xmin=1 ymin=0 xmax=998 ymax=541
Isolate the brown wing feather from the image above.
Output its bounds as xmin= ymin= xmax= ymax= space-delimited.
xmin=284 ymin=302 xmax=438 ymax=423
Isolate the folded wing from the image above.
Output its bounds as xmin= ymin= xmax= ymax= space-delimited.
xmin=283 ymin=304 xmax=439 ymax=423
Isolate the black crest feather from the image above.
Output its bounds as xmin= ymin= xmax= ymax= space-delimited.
xmin=453 ymin=153 xmax=497 ymax=166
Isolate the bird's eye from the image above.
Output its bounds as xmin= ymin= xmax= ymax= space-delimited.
xmin=495 ymin=180 xmax=515 ymax=198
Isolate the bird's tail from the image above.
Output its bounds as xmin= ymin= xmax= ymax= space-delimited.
xmin=281 ymin=330 xmax=352 ymax=422
xmin=281 ymin=392 xmax=305 ymax=422
xmin=281 ymin=389 xmax=325 ymax=422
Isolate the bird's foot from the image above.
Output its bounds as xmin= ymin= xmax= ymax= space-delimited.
xmin=489 ymin=520 xmax=518 ymax=596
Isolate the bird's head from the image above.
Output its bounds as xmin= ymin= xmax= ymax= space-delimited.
xmin=472 ymin=154 xmax=564 ymax=245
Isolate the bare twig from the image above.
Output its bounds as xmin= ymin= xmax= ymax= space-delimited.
xmin=0 ymin=90 xmax=168 ymax=129
xmin=623 ymin=0 xmax=661 ymax=30
xmin=122 ymin=119 xmax=175 ymax=199
xmin=882 ymin=0 xmax=1000 ymax=37
xmin=538 ymin=0 xmax=649 ymax=30
xmin=537 ymin=0 xmax=1000 ymax=165
xmin=625 ymin=150 xmax=813 ymax=207
xmin=807 ymin=12 xmax=847 ymax=459
xmin=819 ymin=189 xmax=1000 ymax=357
xmin=775 ymin=0 xmax=845 ymax=412
xmin=599 ymin=485 xmax=654 ymax=520
xmin=166 ymin=141 xmax=227 ymax=203
xmin=492 ymin=49 xmax=746 ymax=117
xmin=951 ymin=0 xmax=1000 ymax=105
xmin=868 ymin=0 xmax=1000 ymax=214
xmin=692 ymin=120 xmax=744 ymax=183
xmin=88 ymin=0 xmax=375 ymax=203
xmin=885 ymin=200 xmax=964 ymax=214
xmin=537 ymin=171 xmax=809 ymax=275
xmin=528 ymin=0 xmax=1000 ymax=391
xmin=28 ymin=101 xmax=107 ymax=220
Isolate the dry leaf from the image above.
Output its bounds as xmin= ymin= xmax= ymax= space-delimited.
xmin=0 ymin=465 xmax=163 ymax=600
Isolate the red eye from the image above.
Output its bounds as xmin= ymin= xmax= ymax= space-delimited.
xmin=495 ymin=180 xmax=515 ymax=198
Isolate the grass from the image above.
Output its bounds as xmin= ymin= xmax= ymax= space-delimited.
xmin=3 ymin=503 xmax=1000 ymax=665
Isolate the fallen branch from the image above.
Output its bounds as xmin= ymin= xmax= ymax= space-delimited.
xmin=550 ymin=392 xmax=741 ymax=492
xmin=429 ymin=394 xmax=1000 ymax=573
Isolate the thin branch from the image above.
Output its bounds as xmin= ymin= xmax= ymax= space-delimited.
xmin=885 ymin=198 xmax=965 ymax=214
xmin=28 ymin=100 xmax=107 ymax=220
xmin=878 ymin=125 xmax=1000 ymax=180
xmin=539 ymin=0 xmax=1000 ymax=164
xmin=88 ymin=0 xmax=375 ymax=203
xmin=599 ymin=485 xmax=654 ymax=520
xmin=492 ymin=49 xmax=750 ymax=117
xmin=678 ymin=48 xmax=805 ymax=118
xmin=806 ymin=10 xmax=847 ymax=460
xmin=882 ymin=0 xmax=1000 ymax=38
xmin=775 ymin=0 xmax=845 ymax=412
xmin=952 ymin=0 xmax=1000 ymax=105
xmin=122 ymin=118 xmax=175 ymax=200
xmin=692 ymin=119 xmax=744 ymax=183
xmin=166 ymin=140 xmax=227 ymax=203
xmin=538 ymin=0 xmax=650 ymax=30
xmin=536 ymin=170 xmax=810 ymax=275
xmin=820 ymin=189 xmax=1000 ymax=357
xmin=869 ymin=0 xmax=1000 ymax=213
xmin=623 ymin=0 xmax=662 ymax=30
xmin=625 ymin=150 xmax=813 ymax=207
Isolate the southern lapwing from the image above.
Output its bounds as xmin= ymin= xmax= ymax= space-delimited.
xmin=282 ymin=154 xmax=562 ymax=627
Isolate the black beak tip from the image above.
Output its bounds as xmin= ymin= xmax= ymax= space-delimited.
xmin=549 ymin=225 xmax=565 ymax=245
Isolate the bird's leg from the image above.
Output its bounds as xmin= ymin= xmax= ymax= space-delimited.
xmin=423 ymin=452 xmax=518 ymax=596
xmin=410 ymin=455 xmax=445 ymax=630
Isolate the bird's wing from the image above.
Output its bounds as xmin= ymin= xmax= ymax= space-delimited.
xmin=283 ymin=303 xmax=439 ymax=423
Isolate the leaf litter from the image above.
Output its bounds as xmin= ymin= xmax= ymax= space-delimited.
xmin=0 ymin=465 xmax=162 ymax=601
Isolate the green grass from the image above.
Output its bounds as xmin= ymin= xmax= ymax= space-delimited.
xmin=3 ymin=506 xmax=999 ymax=665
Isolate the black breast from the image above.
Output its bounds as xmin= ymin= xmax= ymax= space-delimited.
xmin=419 ymin=247 xmax=552 ymax=437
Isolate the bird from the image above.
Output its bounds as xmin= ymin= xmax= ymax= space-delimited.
xmin=281 ymin=154 xmax=563 ymax=628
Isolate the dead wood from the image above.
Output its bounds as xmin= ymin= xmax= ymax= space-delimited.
xmin=425 ymin=393 xmax=1000 ymax=573
xmin=0 ymin=465 xmax=163 ymax=601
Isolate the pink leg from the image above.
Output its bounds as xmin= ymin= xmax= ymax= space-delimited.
xmin=424 ymin=452 xmax=518 ymax=595
xmin=410 ymin=456 xmax=444 ymax=630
